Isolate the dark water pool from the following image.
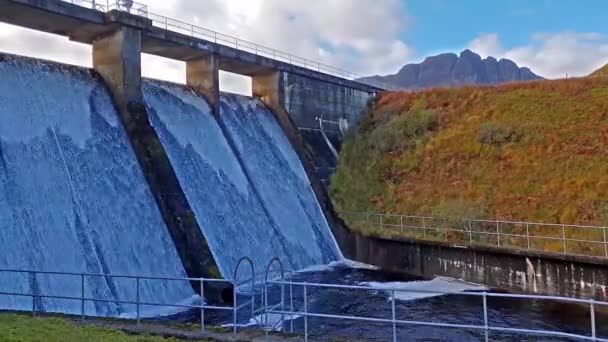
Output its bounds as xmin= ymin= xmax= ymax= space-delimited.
xmin=178 ymin=263 xmax=607 ymax=341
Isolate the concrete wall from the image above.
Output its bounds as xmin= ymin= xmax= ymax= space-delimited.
xmin=333 ymin=223 xmax=608 ymax=301
xmin=282 ymin=72 xmax=375 ymax=183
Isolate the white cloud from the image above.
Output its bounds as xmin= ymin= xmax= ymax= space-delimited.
xmin=469 ymin=32 xmax=608 ymax=79
xmin=0 ymin=0 xmax=412 ymax=93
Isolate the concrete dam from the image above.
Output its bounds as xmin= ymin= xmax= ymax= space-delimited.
xmin=0 ymin=0 xmax=376 ymax=317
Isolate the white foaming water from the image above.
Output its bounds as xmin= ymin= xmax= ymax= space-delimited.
xmin=219 ymin=95 xmax=343 ymax=266
xmin=143 ymin=81 xmax=341 ymax=276
xmin=0 ymin=56 xmax=193 ymax=316
xmin=361 ymin=277 xmax=487 ymax=301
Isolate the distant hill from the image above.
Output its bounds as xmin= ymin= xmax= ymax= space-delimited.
xmin=590 ymin=63 xmax=608 ymax=77
xmin=359 ymin=49 xmax=543 ymax=90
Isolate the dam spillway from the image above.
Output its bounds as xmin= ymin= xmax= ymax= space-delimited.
xmin=0 ymin=54 xmax=342 ymax=315
xmin=0 ymin=55 xmax=193 ymax=316
xmin=143 ymin=80 xmax=341 ymax=276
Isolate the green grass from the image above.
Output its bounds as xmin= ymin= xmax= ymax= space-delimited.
xmin=331 ymin=77 xmax=608 ymax=255
xmin=0 ymin=314 xmax=186 ymax=342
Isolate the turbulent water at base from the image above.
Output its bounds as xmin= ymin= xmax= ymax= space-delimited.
xmin=0 ymin=56 xmax=193 ymax=316
xmin=143 ymin=81 xmax=341 ymax=276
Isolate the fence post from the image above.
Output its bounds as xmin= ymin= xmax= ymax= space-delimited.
xmin=391 ymin=290 xmax=397 ymax=342
xmin=136 ymin=277 xmax=140 ymax=329
xmin=483 ymin=292 xmax=489 ymax=342
xmin=603 ymin=227 xmax=608 ymax=258
xmin=380 ymin=214 xmax=384 ymax=229
xmin=468 ymin=220 xmax=473 ymax=244
xmin=590 ymin=300 xmax=596 ymax=340
xmin=81 ymin=274 xmax=85 ymax=323
xmin=200 ymin=278 xmax=205 ymax=333
xmin=496 ymin=222 xmax=501 ymax=247
xmin=400 ymin=215 xmax=404 ymax=233
xmin=422 ymin=217 xmax=426 ymax=238
xmin=526 ymin=223 xmax=531 ymax=250
xmin=290 ymin=282 xmax=294 ymax=333
xmin=233 ymin=280 xmax=237 ymax=335
xmin=562 ymin=225 xmax=567 ymax=253
xmin=444 ymin=218 xmax=448 ymax=241
xmin=31 ymin=271 xmax=36 ymax=317
xmin=304 ymin=285 xmax=308 ymax=342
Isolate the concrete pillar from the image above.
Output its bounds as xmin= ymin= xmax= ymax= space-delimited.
xmin=252 ymin=71 xmax=285 ymax=114
xmin=186 ymin=54 xmax=220 ymax=114
xmin=92 ymin=27 xmax=222 ymax=285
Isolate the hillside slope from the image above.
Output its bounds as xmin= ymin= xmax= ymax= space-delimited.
xmin=331 ymin=77 xmax=608 ymax=229
xmin=590 ymin=63 xmax=608 ymax=77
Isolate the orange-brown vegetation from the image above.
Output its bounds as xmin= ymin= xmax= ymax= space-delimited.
xmin=331 ymin=77 xmax=608 ymax=254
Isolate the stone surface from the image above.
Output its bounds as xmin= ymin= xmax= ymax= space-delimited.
xmin=359 ymin=49 xmax=544 ymax=90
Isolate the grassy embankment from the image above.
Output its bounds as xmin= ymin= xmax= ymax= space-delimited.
xmin=0 ymin=314 xmax=189 ymax=341
xmin=331 ymin=76 xmax=608 ymax=256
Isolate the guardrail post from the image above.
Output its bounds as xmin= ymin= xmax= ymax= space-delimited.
xmin=31 ymin=271 xmax=36 ymax=317
xmin=391 ymin=290 xmax=397 ymax=342
xmin=290 ymin=282 xmax=294 ymax=333
xmin=422 ymin=217 xmax=426 ymax=238
xmin=496 ymin=222 xmax=501 ymax=246
xmin=590 ymin=300 xmax=596 ymax=341
xmin=468 ymin=220 xmax=473 ymax=244
xmin=526 ymin=223 xmax=531 ymax=250
xmin=200 ymin=278 xmax=205 ymax=333
xmin=562 ymin=224 xmax=567 ymax=253
xmin=603 ymin=227 xmax=608 ymax=258
xmin=81 ymin=274 xmax=85 ymax=323
xmin=136 ymin=277 xmax=140 ymax=328
xmin=483 ymin=292 xmax=489 ymax=342
xmin=304 ymin=285 xmax=308 ymax=342
xmin=233 ymin=280 xmax=237 ymax=335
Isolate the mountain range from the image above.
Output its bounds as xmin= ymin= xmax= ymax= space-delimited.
xmin=359 ymin=49 xmax=543 ymax=90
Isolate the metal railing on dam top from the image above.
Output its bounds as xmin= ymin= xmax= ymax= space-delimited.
xmin=62 ymin=0 xmax=375 ymax=85
xmin=340 ymin=211 xmax=608 ymax=259
xmin=1 ymin=257 xmax=607 ymax=341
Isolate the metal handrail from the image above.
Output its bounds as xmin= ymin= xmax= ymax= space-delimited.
xmin=265 ymin=277 xmax=608 ymax=342
xmin=2 ymin=259 xmax=607 ymax=341
xmin=0 ymin=260 xmax=257 ymax=335
xmin=340 ymin=211 xmax=608 ymax=258
xmin=61 ymin=0 xmax=381 ymax=86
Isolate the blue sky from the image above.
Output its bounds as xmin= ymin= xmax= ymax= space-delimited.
xmin=405 ymin=0 xmax=607 ymax=59
xmin=0 ymin=0 xmax=606 ymax=87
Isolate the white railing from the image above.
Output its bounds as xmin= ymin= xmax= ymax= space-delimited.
xmin=0 ymin=256 xmax=256 ymax=334
xmin=262 ymin=258 xmax=607 ymax=342
xmin=1 ymin=257 xmax=607 ymax=341
xmin=61 ymin=0 xmax=381 ymax=86
xmin=340 ymin=211 xmax=608 ymax=259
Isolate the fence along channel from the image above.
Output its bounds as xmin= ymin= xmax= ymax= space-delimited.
xmin=341 ymin=211 xmax=608 ymax=259
xmin=1 ymin=257 xmax=607 ymax=341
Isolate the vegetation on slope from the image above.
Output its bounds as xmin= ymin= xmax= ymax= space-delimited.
xmin=590 ymin=63 xmax=608 ymax=77
xmin=0 ymin=314 xmax=185 ymax=342
xmin=331 ymin=77 xmax=608 ymax=254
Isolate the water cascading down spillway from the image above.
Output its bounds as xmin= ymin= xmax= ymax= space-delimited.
xmin=143 ymin=80 xmax=342 ymax=277
xmin=0 ymin=55 xmax=194 ymax=316
xmin=0 ymin=54 xmax=343 ymax=317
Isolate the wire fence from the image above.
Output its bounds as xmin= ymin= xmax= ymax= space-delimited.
xmin=1 ymin=257 xmax=607 ymax=341
xmin=340 ymin=211 xmax=608 ymax=259
xmin=60 ymin=0 xmax=382 ymax=85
